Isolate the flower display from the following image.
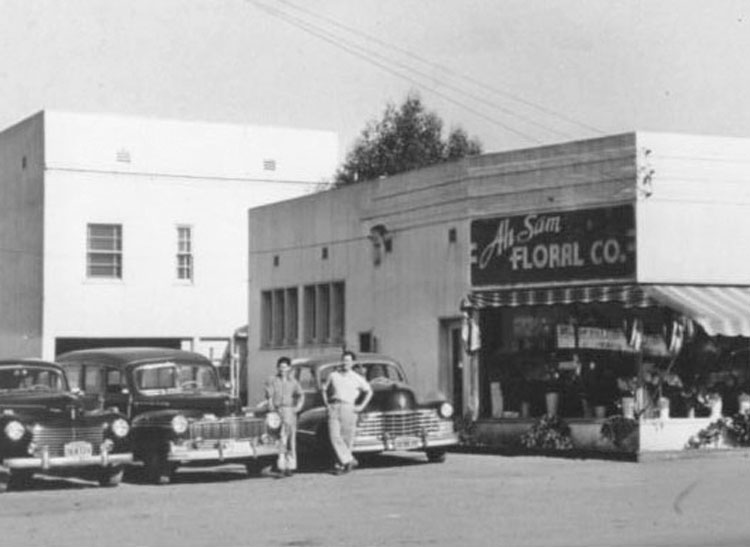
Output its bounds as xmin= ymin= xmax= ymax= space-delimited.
xmin=520 ymin=414 xmax=573 ymax=450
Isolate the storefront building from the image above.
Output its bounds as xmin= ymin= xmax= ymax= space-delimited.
xmin=248 ymin=131 xmax=750 ymax=456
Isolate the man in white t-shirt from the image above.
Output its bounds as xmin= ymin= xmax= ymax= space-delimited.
xmin=322 ymin=350 xmax=373 ymax=474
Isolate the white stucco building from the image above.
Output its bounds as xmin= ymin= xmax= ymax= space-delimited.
xmin=0 ymin=110 xmax=337 ymax=363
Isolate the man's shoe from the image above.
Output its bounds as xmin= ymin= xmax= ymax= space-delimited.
xmin=284 ymin=469 xmax=293 ymax=477
xmin=341 ymin=462 xmax=353 ymax=474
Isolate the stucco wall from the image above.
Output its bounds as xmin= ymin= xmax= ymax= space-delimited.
xmin=0 ymin=113 xmax=44 ymax=357
xmin=39 ymin=111 xmax=338 ymax=359
xmin=247 ymin=177 xmax=472 ymax=403
xmin=246 ymin=131 xmax=750 ymax=409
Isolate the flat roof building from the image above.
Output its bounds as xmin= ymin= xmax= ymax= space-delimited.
xmin=0 ymin=110 xmax=338 ymax=363
xmin=247 ymin=131 xmax=750 ymax=456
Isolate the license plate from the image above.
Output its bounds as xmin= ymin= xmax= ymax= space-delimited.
xmin=64 ymin=441 xmax=93 ymax=459
xmin=393 ymin=436 xmax=421 ymax=450
xmin=220 ymin=440 xmax=251 ymax=455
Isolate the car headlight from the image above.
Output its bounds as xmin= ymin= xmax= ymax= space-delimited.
xmin=171 ymin=415 xmax=189 ymax=434
xmin=111 ymin=418 xmax=130 ymax=438
xmin=4 ymin=420 xmax=25 ymax=441
xmin=265 ymin=411 xmax=281 ymax=430
xmin=438 ymin=402 xmax=454 ymax=419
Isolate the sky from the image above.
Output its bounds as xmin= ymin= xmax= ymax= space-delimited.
xmin=1 ymin=0 xmax=750 ymax=174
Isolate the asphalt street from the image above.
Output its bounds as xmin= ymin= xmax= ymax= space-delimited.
xmin=1 ymin=451 xmax=749 ymax=547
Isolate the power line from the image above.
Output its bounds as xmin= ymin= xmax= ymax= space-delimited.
xmin=275 ymin=0 xmax=604 ymax=136
xmin=248 ymin=1 xmax=547 ymax=143
xmin=260 ymin=1 xmax=574 ymax=141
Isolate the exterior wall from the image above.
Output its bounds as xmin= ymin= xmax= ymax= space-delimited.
xmin=247 ymin=134 xmax=640 ymax=404
xmin=635 ymin=132 xmax=750 ymax=284
xmin=246 ymin=130 xmax=750 ymax=416
xmin=467 ymin=133 xmax=637 ymax=231
xmin=0 ymin=113 xmax=45 ymax=357
xmin=38 ymin=111 xmax=337 ymax=359
xmin=247 ymin=161 xmax=472 ymax=404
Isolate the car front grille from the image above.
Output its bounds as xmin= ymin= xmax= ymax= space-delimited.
xmin=188 ymin=416 xmax=265 ymax=441
xmin=31 ymin=425 xmax=105 ymax=456
xmin=356 ymin=409 xmax=452 ymax=438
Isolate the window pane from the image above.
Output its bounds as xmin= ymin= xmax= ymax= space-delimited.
xmin=261 ymin=291 xmax=273 ymax=347
xmin=176 ymin=226 xmax=193 ymax=281
xmin=286 ymin=288 xmax=298 ymax=345
xmin=304 ymin=285 xmax=316 ymax=343
xmin=84 ymin=367 xmax=102 ymax=392
xmin=87 ymin=224 xmax=122 ymax=278
xmin=317 ymin=284 xmax=330 ymax=342
xmin=273 ymin=289 xmax=285 ymax=346
xmin=332 ymin=282 xmax=345 ymax=342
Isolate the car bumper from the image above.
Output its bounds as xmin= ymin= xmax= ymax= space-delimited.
xmin=168 ymin=439 xmax=280 ymax=463
xmin=3 ymin=451 xmax=133 ymax=470
xmin=353 ymin=432 xmax=460 ymax=453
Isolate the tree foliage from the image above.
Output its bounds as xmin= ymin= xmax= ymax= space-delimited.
xmin=334 ymin=93 xmax=483 ymax=186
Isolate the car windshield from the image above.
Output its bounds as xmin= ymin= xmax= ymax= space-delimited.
xmin=318 ymin=361 xmax=406 ymax=386
xmin=134 ymin=361 xmax=219 ymax=394
xmin=0 ymin=364 xmax=67 ymax=393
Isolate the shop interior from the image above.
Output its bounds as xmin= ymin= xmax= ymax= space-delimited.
xmin=478 ymin=303 xmax=750 ymax=420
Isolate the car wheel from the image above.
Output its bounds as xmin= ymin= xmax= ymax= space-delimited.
xmin=426 ymin=450 xmax=446 ymax=463
xmin=0 ymin=470 xmax=31 ymax=493
xmin=99 ymin=466 xmax=124 ymax=487
xmin=6 ymin=471 xmax=33 ymax=491
xmin=144 ymin=453 xmax=172 ymax=485
xmin=245 ymin=458 xmax=273 ymax=476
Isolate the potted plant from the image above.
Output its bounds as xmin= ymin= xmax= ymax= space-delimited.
xmin=738 ymin=393 xmax=750 ymax=415
xmin=687 ymin=411 xmax=750 ymax=449
xmin=617 ymin=376 xmax=638 ymax=419
xmin=704 ymin=392 xmax=723 ymax=419
xmin=686 ymin=418 xmax=729 ymax=449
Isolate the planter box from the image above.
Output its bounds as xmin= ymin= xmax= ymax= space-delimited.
xmin=470 ymin=416 xmax=732 ymax=457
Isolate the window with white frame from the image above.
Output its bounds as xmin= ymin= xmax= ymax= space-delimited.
xmin=177 ymin=226 xmax=193 ymax=281
xmin=87 ymin=224 xmax=122 ymax=278
xmin=303 ymin=281 xmax=345 ymax=345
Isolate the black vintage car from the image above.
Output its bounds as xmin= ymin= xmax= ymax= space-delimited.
xmin=291 ymin=354 xmax=459 ymax=463
xmin=0 ymin=359 xmax=132 ymax=492
xmin=56 ymin=347 xmax=281 ymax=484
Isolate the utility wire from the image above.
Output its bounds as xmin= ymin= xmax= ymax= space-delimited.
xmin=272 ymin=0 xmax=604 ymax=136
xmin=248 ymin=0 xmax=545 ymax=143
xmin=260 ymin=1 xmax=573 ymax=141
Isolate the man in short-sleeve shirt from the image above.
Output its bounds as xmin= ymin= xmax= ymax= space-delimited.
xmin=322 ymin=350 xmax=373 ymax=474
xmin=265 ymin=356 xmax=304 ymax=476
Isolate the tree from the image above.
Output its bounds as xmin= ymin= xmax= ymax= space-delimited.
xmin=334 ymin=93 xmax=483 ymax=186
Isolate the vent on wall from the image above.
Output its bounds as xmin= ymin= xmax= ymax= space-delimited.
xmin=263 ymin=159 xmax=276 ymax=171
xmin=116 ymin=149 xmax=131 ymax=163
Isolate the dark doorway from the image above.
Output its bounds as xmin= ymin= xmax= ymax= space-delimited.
xmin=440 ymin=318 xmax=464 ymax=414
xmin=55 ymin=338 xmax=182 ymax=357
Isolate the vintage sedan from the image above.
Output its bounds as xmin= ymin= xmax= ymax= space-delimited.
xmin=56 ymin=347 xmax=281 ymax=484
xmin=0 ymin=359 xmax=132 ymax=492
xmin=292 ymin=353 xmax=459 ymax=463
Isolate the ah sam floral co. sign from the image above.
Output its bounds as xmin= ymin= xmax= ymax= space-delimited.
xmin=470 ymin=205 xmax=636 ymax=286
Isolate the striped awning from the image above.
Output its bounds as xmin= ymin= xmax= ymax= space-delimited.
xmin=468 ymin=284 xmax=750 ymax=337
xmin=643 ymin=285 xmax=750 ymax=337
xmin=468 ymin=284 xmax=654 ymax=309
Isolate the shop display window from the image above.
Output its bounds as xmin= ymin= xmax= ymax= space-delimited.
xmin=479 ymin=303 xmax=750 ymax=420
